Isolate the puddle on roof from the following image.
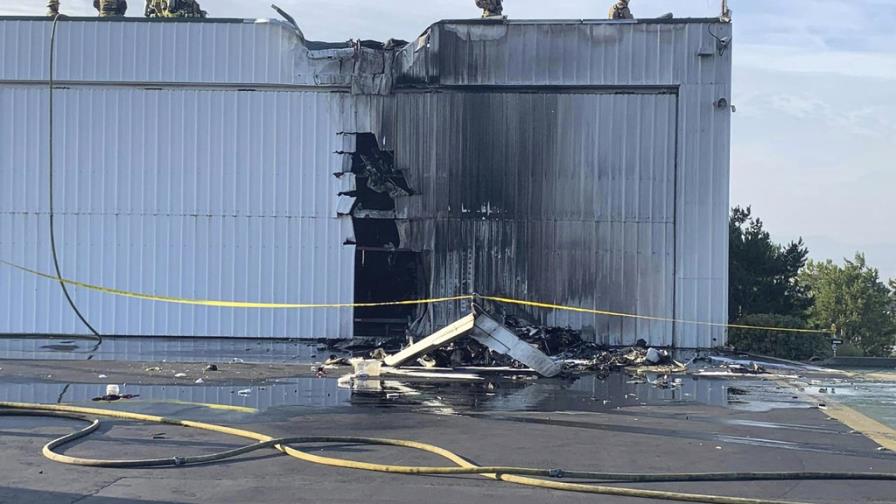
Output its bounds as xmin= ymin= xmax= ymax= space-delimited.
xmin=0 ymin=367 xmax=815 ymax=419
xmin=356 ymin=372 xmax=813 ymax=415
xmin=804 ymin=376 xmax=896 ymax=431
xmin=0 ymin=336 xmax=333 ymax=364
xmin=0 ymin=378 xmax=352 ymax=415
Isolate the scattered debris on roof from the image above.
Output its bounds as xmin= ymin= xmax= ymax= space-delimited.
xmin=383 ymin=315 xmax=475 ymax=368
xmin=327 ymin=307 xmax=696 ymax=382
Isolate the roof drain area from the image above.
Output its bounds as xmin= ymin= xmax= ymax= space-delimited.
xmin=339 ymin=133 xmax=424 ymax=340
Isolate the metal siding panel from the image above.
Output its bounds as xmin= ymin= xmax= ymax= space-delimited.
xmin=394 ymin=91 xmax=677 ymax=345
xmin=675 ymin=81 xmax=730 ymax=348
xmin=395 ymin=21 xmax=731 ymax=347
xmin=398 ymin=21 xmax=726 ymax=88
xmin=0 ymin=214 xmax=354 ymax=338
xmin=0 ymin=84 xmax=355 ymax=339
xmin=0 ymin=19 xmax=304 ymax=85
xmin=1 ymin=87 xmax=350 ymax=219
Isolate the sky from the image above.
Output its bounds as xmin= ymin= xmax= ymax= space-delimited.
xmin=3 ymin=0 xmax=894 ymax=281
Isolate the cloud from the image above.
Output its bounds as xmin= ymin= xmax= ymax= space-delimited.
xmin=730 ymin=63 xmax=896 ymax=265
xmin=738 ymin=44 xmax=896 ymax=81
xmin=732 ymin=0 xmax=896 ymax=51
xmin=741 ymin=92 xmax=896 ymax=139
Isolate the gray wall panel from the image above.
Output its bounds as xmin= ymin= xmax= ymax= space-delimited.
xmin=391 ymin=91 xmax=677 ymax=345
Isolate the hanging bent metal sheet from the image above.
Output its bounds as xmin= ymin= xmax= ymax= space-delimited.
xmin=471 ymin=313 xmax=563 ymax=378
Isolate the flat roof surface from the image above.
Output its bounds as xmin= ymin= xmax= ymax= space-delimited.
xmin=1 ymin=349 xmax=894 ymax=504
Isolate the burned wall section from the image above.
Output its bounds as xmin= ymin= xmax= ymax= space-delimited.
xmin=338 ymin=132 xmax=425 ymax=338
xmin=387 ymin=20 xmax=733 ymax=348
xmin=388 ymin=91 xmax=677 ymax=346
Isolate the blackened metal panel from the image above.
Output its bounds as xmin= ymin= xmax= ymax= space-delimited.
xmin=394 ymin=20 xmax=732 ymax=348
xmin=391 ymin=91 xmax=676 ymax=346
xmin=396 ymin=20 xmax=730 ymax=88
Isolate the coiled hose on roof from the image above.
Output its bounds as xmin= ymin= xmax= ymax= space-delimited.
xmin=2 ymin=402 xmax=895 ymax=504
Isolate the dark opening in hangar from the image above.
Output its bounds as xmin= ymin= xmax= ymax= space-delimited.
xmin=345 ymin=133 xmax=424 ymax=338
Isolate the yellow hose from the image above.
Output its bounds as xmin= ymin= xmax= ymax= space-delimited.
xmin=0 ymin=401 xmax=845 ymax=504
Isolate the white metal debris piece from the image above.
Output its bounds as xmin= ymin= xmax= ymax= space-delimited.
xmin=471 ymin=313 xmax=563 ymax=378
xmin=383 ymin=314 xmax=476 ymax=367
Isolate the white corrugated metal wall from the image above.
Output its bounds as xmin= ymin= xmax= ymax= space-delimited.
xmin=0 ymin=18 xmax=359 ymax=338
xmin=0 ymin=18 xmax=303 ymax=84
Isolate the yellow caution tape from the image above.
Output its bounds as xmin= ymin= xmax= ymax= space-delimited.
xmin=0 ymin=260 xmax=472 ymax=309
xmin=478 ymin=296 xmax=833 ymax=335
xmin=1 ymin=259 xmax=831 ymax=334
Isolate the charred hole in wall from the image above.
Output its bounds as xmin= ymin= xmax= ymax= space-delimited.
xmin=343 ymin=133 xmax=423 ymax=338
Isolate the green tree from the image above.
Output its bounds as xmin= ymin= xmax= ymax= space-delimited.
xmin=890 ymin=279 xmax=896 ymax=339
xmin=729 ymin=206 xmax=810 ymax=322
xmin=800 ymin=254 xmax=895 ymax=357
xmin=728 ymin=314 xmax=830 ymax=360
xmin=890 ymin=279 xmax=896 ymax=312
